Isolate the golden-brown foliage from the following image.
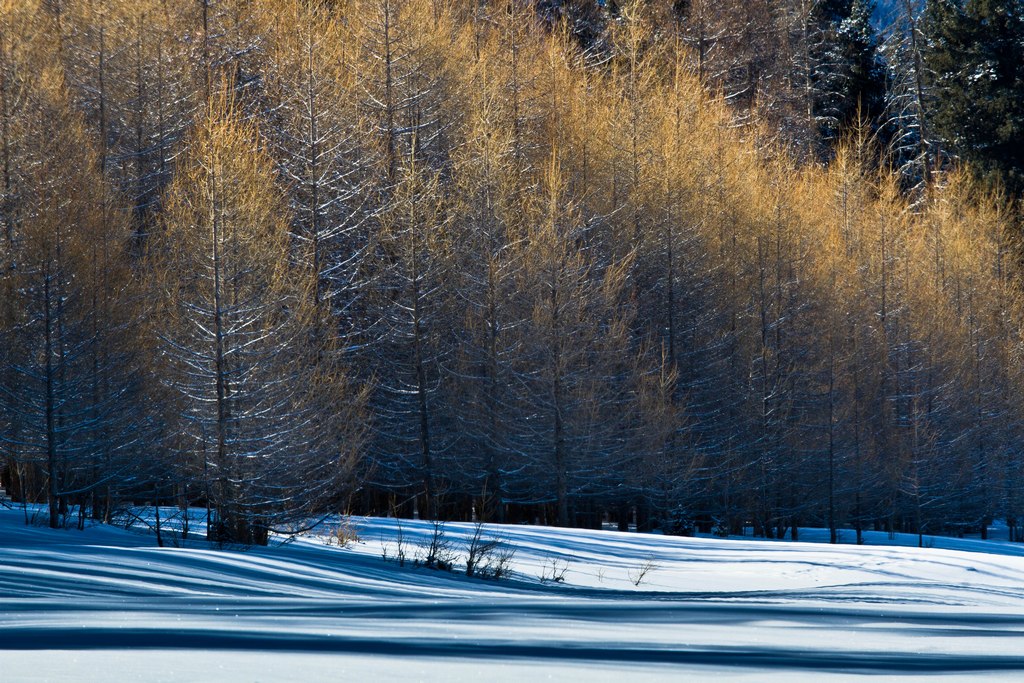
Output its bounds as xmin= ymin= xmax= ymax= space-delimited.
xmin=4 ymin=0 xmax=1024 ymax=536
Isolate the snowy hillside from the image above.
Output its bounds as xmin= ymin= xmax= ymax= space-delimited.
xmin=4 ymin=508 xmax=1024 ymax=681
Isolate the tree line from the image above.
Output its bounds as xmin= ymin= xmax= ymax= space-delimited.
xmin=1 ymin=0 xmax=1023 ymax=545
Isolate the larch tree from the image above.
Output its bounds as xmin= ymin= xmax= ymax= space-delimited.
xmin=263 ymin=0 xmax=374 ymax=339
xmin=880 ymin=0 xmax=936 ymax=188
xmin=354 ymin=0 xmax=453 ymax=186
xmin=446 ymin=102 xmax=526 ymax=520
xmin=0 ymin=1 xmax=140 ymax=527
xmin=365 ymin=152 xmax=453 ymax=520
xmin=512 ymin=151 xmax=635 ymax=527
xmin=150 ymin=90 xmax=363 ymax=545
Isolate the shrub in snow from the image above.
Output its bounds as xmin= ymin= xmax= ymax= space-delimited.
xmin=538 ymin=556 xmax=570 ymax=583
xmin=465 ymin=523 xmax=516 ymax=580
xmin=416 ymin=520 xmax=457 ymax=571
xmin=326 ymin=517 xmax=360 ymax=547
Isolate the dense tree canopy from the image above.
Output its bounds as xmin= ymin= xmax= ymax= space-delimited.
xmin=923 ymin=0 xmax=1024 ymax=195
xmin=2 ymin=0 xmax=1024 ymax=545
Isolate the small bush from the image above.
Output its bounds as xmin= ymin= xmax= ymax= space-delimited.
xmin=416 ymin=519 xmax=457 ymax=571
xmin=628 ymin=556 xmax=658 ymax=586
xmin=480 ymin=545 xmax=516 ymax=580
xmin=325 ymin=517 xmax=360 ymax=547
xmin=382 ymin=516 xmax=408 ymax=566
xmin=539 ymin=556 xmax=570 ymax=583
xmin=465 ymin=523 xmax=516 ymax=580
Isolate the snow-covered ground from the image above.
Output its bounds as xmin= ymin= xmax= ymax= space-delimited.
xmin=4 ymin=506 xmax=1024 ymax=681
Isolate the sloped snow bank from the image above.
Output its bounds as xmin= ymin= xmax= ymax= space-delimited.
xmin=4 ymin=508 xmax=1024 ymax=681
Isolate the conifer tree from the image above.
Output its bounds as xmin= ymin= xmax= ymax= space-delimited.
xmin=150 ymin=89 xmax=361 ymax=544
xmin=512 ymin=151 xmax=635 ymax=526
xmin=264 ymin=0 xmax=372 ymax=331
xmin=0 ymin=1 xmax=142 ymax=526
xmin=923 ymin=0 xmax=1024 ymax=195
xmin=364 ymin=152 xmax=453 ymax=520
xmin=812 ymin=0 xmax=886 ymax=142
xmin=447 ymin=104 xmax=525 ymax=520
xmin=880 ymin=0 xmax=936 ymax=187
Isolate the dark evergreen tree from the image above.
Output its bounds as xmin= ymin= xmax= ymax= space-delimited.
xmin=810 ymin=0 xmax=887 ymax=144
xmin=924 ymin=0 xmax=1024 ymax=195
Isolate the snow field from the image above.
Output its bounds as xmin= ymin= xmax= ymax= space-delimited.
xmin=4 ymin=508 xmax=1024 ymax=680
